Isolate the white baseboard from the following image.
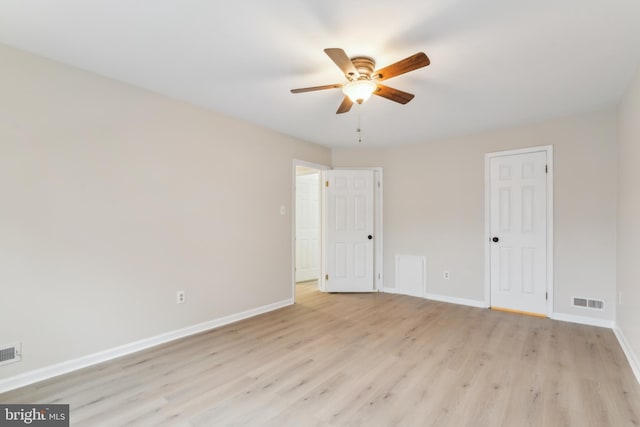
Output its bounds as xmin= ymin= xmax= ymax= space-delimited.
xmin=0 ymin=298 xmax=293 ymax=394
xmin=550 ymin=312 xmax=615 ymax=329
xmin=383 ymin=290 xmax=617 ymax=328
xmin=614 ymin=326 xmax=640 ymax=385
xmin=424 ymin=293 xmax=488 ymax=308
xmin=384 ymin=287 xmax=487 ymax=309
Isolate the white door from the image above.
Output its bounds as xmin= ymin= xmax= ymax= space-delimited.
xmin=325 ymin=170 xmax=375 ymax=292
xmin=490 ymin=151 xmax=547 ymax=315
xmin=295 ymin=173 xmax=320 ymax=282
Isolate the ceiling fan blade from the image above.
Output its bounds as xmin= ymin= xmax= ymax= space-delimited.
xmin=374 ymin=84 xmax=415 ymax=104
xmin=374 ymin=52 xmax=430 ymax=81
xmin=291 ymin=83 xmax=343 ymax=93
xmin=324 ymin=48 xmax=360 ymax=79
xmin=336 ymin=96 xmax=353 ymax=114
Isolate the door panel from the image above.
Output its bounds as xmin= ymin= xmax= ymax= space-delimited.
xmin=490 ymin=151 xmax=547 ymax=315
xmin=325 ymin=170 xmax=374 ymax=292
xmin=295 ymin=173 xmax=320 ymax=282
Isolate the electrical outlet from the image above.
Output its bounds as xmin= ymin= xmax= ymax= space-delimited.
xmin=280 ymin=205 xmax=286 ymax=215
xmin=176 ymin=290 xmax=186 ymax=304
xmin=444 ymin=271 xmax=450 ymax=280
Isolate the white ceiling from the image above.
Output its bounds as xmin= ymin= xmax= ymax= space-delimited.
xmin=1 ymin=0 xmax=639 ymax=148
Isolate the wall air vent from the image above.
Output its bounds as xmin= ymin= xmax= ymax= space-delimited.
xmin=0 ymin=342 xmax=21 ymax=366
xmin=573 ymin=297 xmax=588 ymax=308
xmin=572 ymin=297 xmax=605 ymax=311
xmin=587 ymin=299 xmax=605 ymax=310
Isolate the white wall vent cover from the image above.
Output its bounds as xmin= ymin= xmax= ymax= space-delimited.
xmin=572 ymin=297 xmax=605 ymax=311
xmin=395 ymin=255 xmax=426 ymax=298
xmin=0 ymin=342 xmax=21 ymax=366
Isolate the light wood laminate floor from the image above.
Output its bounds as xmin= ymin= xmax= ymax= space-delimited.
xmin=2 ymin=283 xmax=639 ymax=426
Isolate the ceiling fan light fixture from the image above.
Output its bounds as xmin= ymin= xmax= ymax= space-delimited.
xmin=291 ymin=49 xmax=429 ymax=114
xmin=342 ymin=80 xmax=377 ymax=104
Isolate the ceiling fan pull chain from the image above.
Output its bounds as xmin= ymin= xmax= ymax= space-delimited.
xmin=356 ymin=103 xmax=363 ymax=143
xmin=359 ymin=103 xmax=363 ymax=143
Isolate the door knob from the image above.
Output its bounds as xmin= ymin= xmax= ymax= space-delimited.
xmin=492 ymin=237 xmax=499 ymax=242
xmin=368 ymin=235 xmax=373 ymax=240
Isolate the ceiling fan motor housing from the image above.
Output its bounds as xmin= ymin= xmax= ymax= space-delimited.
xmin=350 ymin=56 xmax=376 ymax=80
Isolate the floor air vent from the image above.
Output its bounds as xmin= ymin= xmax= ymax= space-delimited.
xmin=572 ymin=297 xmax=605 ymax=311
xmin=0 ymin=342 xmax=21 ymax=366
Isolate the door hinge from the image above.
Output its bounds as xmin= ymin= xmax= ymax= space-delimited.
xmin=325 ymin=181 xmax=329 ymax=187
xmin=378 ymin=181 xmax=381 ymax=189
xmin=545 ymin=164 xmax=548 ymax=174
xmin=325 ymin=274 xmax=329 ymax=280
xmin=546 ymin=292 xmax=548 ymax=300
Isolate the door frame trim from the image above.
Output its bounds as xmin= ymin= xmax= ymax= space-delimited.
xmin=292 ymin=159 xmax=330 ymax=300
xmin=484 ymin=145 xmax=554 ymax=316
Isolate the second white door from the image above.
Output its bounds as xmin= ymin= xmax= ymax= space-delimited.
xmin=490 ymin=150 xmax=548 ymax=315
xmin=325 ymin=170 xmax=374 ymax=292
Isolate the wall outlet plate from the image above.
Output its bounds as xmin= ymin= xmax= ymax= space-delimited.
xmin=176 ymin=290 xmax=186 ymax=304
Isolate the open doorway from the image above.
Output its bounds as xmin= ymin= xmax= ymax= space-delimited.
xmin=292 ymin=162 xmax=383 ymax=301
xmin=293 ymin=161 xmax=326 ymax=301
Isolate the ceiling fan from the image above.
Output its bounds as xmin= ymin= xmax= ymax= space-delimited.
xmin=291 ymin=48 xmax=430 ymax=114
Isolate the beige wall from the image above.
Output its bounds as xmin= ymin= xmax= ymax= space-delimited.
xmin=0 ymin=44 xmax=330 ymax=378
xmin=617 ymin=66 xmax=640 ymax=362
xmin=333 ymin=110 xmax=618 ymax=320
